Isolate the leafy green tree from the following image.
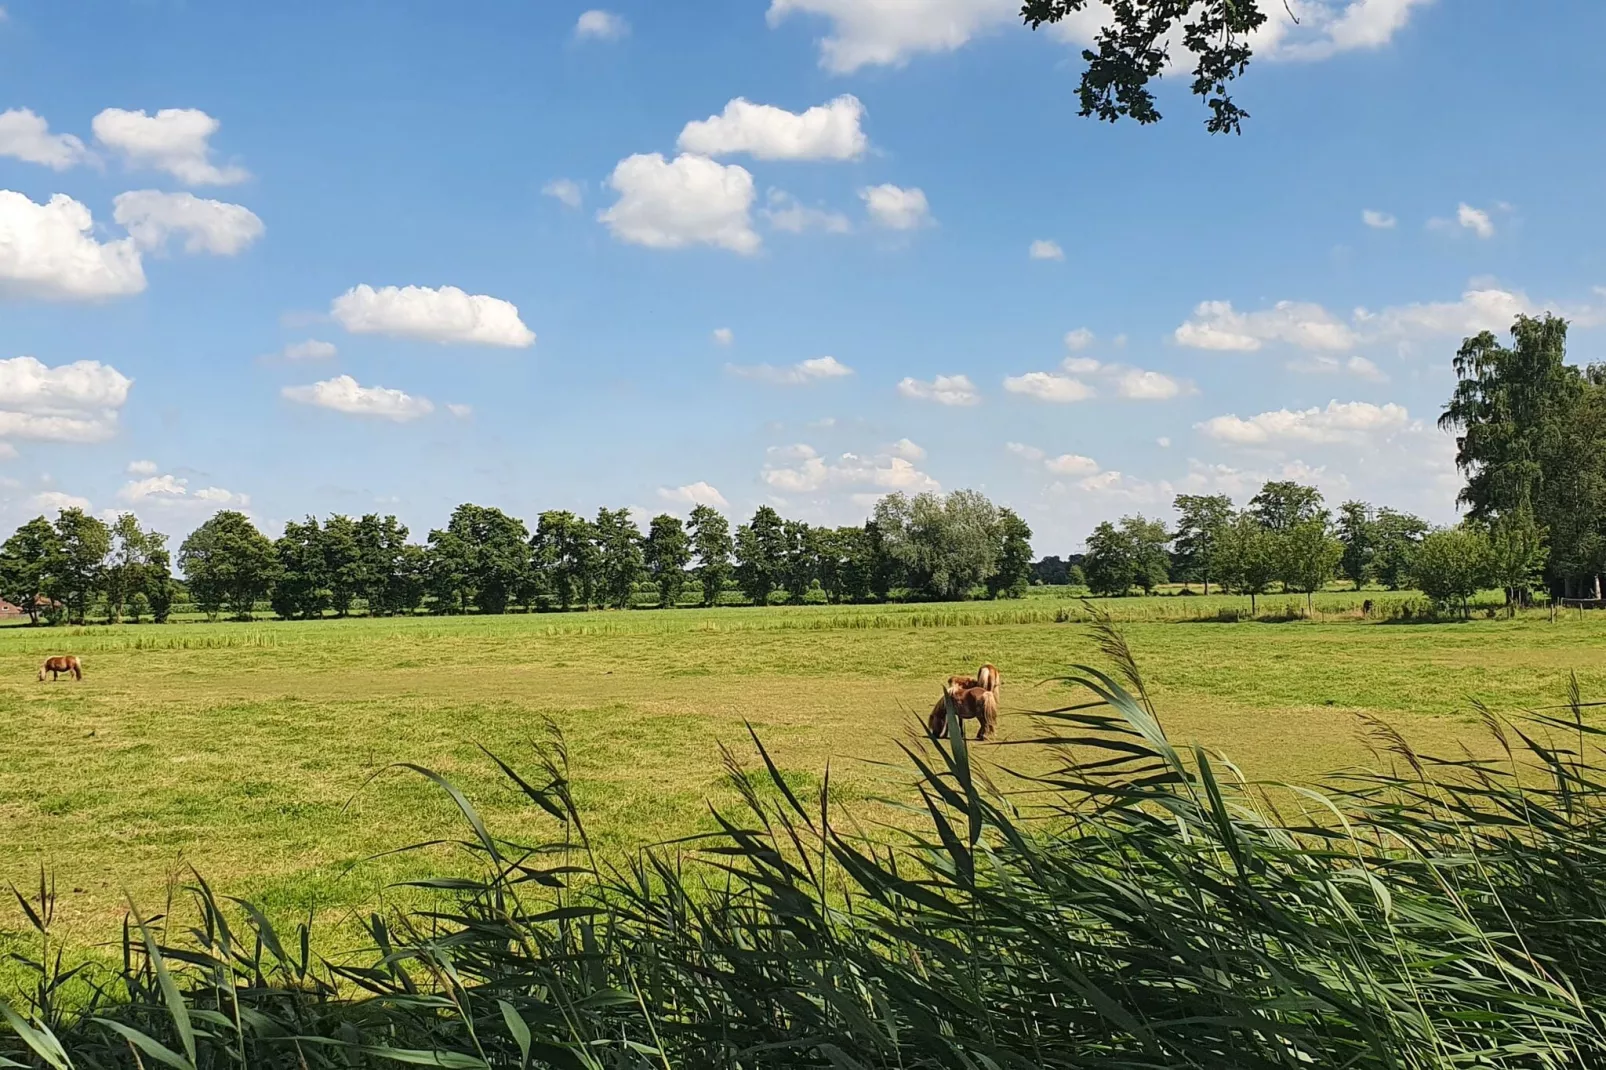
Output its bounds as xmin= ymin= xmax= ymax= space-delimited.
xmin=987 ymin=508 xmax=1034 ymax=599
xmin=643 ymin=514 xmax=691 ymax=608
xmin=0 ymin=516 xmax=58 ymax=624
xmin=1216 ymin=512 xmax=1279 ymax=614
xmin=179 ymin=511 xmax=278 ymax=620
xmin=593 ymin=508 xmax=644 ymax=610
xmin=105 ymin=514 xmax=169 ymax=624
xmin=428 ymin=504 xmax=530 ymax=614
xmin=835 ymin=526 xmax=875 ymax=603
xmin=734 ymin=506 xmax=787 ymax=605
xmin=1172 ymin=494 xmax=1233 ymax=593
xmin=354 ymin=514 xmax=415 ymax=616
xmin=865 ymin=519 xmax=902 ymax=601
xmin=1249 ymin=481 xmax=1325 ymax=533
xmin=1067 ymin=563 xmax=1087 ymax=589
xmin=1020 ymin=0 xmax=1270 ymax=135
xmin=1029 ymin=555 xmax=1070 ymax=586
xmin=1121 ymin=515 xmax=1170 ymax=594
xmin=778 ymin=519 xmax=817 ymax=603
xmin=1082 ymin=521 xmax=1136 ymax=597
xmin=1280 ymin=518 xmax=1344 ymax=613
xmin=686 ymin=505 xmax=733 ymax=607
xmin=321 ymin=514 xmax=363 ymax=617
xmin=272 ymin=517 xmax=330 ymax=620
xmin=532 ymin=511 xmax=598 ymax=611
xmin=874 ymin=490 xmax=1002 ymax=600
xmin=48 ymin=508 xmax=111 ymax=625
xmin=1336 ymin=501 xmax=1374 ymax=590
xmin=1488 ymin=509 xmax=1548 ymax=613
xmin=1410 ymin=525 xmax=1494 ymax=618
xmin=1371 ymin=509 xmax=1429 ymax=591
xmin=144 ymin=536 xmax=175 ymax=623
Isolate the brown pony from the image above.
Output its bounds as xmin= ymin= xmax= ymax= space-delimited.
xmin=38 ymin=655 xmax=81 ymax=682
xmin=928 ymin=663 xmax=1002 ymax=740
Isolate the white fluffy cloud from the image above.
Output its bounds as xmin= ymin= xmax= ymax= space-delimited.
xmin=1063 ymin=328 xmax=1095 ymax=351
xmin=887 ymin=437 xmax=926 ymax=461
xmin=575 ymin=10 xmax=629 ymax=40
xmin=331 ymin=284 xmax=535 ymax=347
xmin=446 ymin=403 xmax=473 ymax=419
xmin=1251 ymin=0 xmax=1434 ymax=62
xmin=1197 ymin=399 xmax=1410 ymax=446
xmin=860 ymin=184 xmax=932 ymax=230
xmin=117 ymin=471 xmax=249 ymax=509
xmin=679 ymin=95 xmax=867 ymax=161
xmin=282 ymin=375 xmax=434 ymax=422
xmin=769 ymin=0 xmax=1425 ymax=73
xmin=127 ymin=459 xmax=159 ymax=475
xmin=30 ymin=491 xmax=91 ymax=513
xmin=600 ymin=153 xmax=760 ymax=254
xmin=1175 ymin=299 xmax=1358 ymax=352
xmin=0 ymin=108 xmax=91 ymax=170
xmin=727 ymin=355 xmax=853 ymax=385
xmin=897 ymin=373 xmax=980 ymax=406
xmin=1113 ymin=368 xmax=1184 ymax=400
xmin=0 ymin=356 xmax=133 ymax=442
xmin=712 ymin=327 xmax=734 ymax=346
xmin=1356 ymin=286 xmax=1539 ymax=338
xmin=1029 ymin=239 xmax=1064 ymax=261
xmin=91 ymin=108 xmax=248 ymax=186
xmin=1457 ymin=202 xmax=1494 ymax=238
xmin=542 ymin=179 xmax=583 ymax=208
xmin=0 ymin=191 xmax=145 ymax=300
xmin=762 ymin=441 xmax=939 ymax=495
xmin=1287 ymin=354 xmax=1389 ymax=381
xmin=1008 ymin=441 xmax=1101 ymax=479
xmin=1003 ymin=371 xmax=1094 ymax=403
xmin=658 ymin=481 xmax=730 ymax=509
xmin=762 ymin=190 xmax=852 ymax=234
xmin=1362 ymin=208 xmax=1396 ymax=229
xmin=112 ymin=190 xmax=264 ymax=255
xmin=766 ymin=0 xmax=1017 ymax=72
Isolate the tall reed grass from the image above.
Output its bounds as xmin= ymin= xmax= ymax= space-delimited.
xmin=6 ymin=621 xmax=1605 ymax=1067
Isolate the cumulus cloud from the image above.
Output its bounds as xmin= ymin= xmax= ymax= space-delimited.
xmin=0 ymin=108 xmax=92 ymax=170
xmin=282 ymin=375 xmax=435 ymax=422
xmin=658 ymin=481 xmax=730 ymax=509
xmin=0 ymin=191 xmax=145 ymax=300
xmin=1287 ymin=354 xmax=1389 ymax=381
xmin=712 ymin=327 xmax=734 ymax=346
xmin=91 ymin=107 xmax=247 ymax=186
xmin=279 ymin=339 xmax=338 ymax=362
xmin=887 ymin=437 xmax=925 ymax=461
xmin=112 ymin=190 xmax=264 ymax=255
xmin=117 ymin=471 xmax=249 ymax=509
xmin=1362 ymin=209 xmax=1396 ymax=229
xmin=1175 ymin=299 xmax=1358 ymax=352
xmin=1197 ymin=399 xmax=1410 ymax=446
xmin=762 ymin=441 xmax=939 ymax=495
xmin=599 ymin=152 xmax=760 ymax=254
xmin=1007 ymin=441 xmax=1101 ymax=478
xmin=0 ymin=356 xmax=132 ymax=442
xmin=1113 ymin=368 xmax=1185 ymax=400
xmin=727 ymin=355 xmax=853 ymax=386
xmin=30 ymin=490 xmax=91 ymax=513
xmin=446 ymin=403 xmax=473 ymax=419
xmin=860 ymin=184 xmax=932 ymax=230
xmin=762 ymin=190 xmax=852 ymax=234
xmin=1250 ymin=0 xmax=1434 ymax=62
xmin=1356 ymin=286 xmax=1541 ymax=338
xmin=897 ymin=373 xmax=980 ymax=406
xmin=127 ymin=459 xmax=159 ymax=475
xmin=679 ymin=95 xmax=867 ymax=161
xmin=331 ymin=284 xmax=535 ymax=347
xmin=1063 ymin=328 xmax=1095 ymax=351
xmin=1003 ymin=371 xmax=1095 ymax=403
xmin=542 ymin=179 xmax=583 ymax=208
xmin=575 ymin=10 xmax=629 ymax=40
xmin=1029 ymin=239 xmax=1064 ymax=261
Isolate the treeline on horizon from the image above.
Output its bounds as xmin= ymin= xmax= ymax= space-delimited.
xmin=0 ymin=490 xmax=1036 ymax=624
xmin=0 ymin=313 xmax=1594 ymax=625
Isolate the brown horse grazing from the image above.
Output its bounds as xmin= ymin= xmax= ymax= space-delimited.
xmin=37 ymin=656 xmax=81 ymax=682
xmin=928 ymin=664 xmax=1002 ymax=740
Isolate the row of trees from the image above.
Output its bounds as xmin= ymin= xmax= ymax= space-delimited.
xmin=0 ymin=491 xmax=1035 ymax=623
xmin=1080 ymin=478 xmax=1545 ymax=615
xmin=0 ymin=509 xmax=173 ymax=624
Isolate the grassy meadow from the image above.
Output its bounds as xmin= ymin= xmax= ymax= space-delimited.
xmin=0 ymin=586 xmax=1600 ymax=964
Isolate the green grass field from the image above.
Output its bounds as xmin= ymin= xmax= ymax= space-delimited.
xmin=0 ymin=587 xmax=1600 ymax=961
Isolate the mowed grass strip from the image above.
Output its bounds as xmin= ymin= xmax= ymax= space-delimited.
xmin=0 ymin=592 xmax=1600 ymax=958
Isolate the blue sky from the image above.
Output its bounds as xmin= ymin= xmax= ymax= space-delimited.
xmin=1 ymin=0 xmax=1602 ymax=555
